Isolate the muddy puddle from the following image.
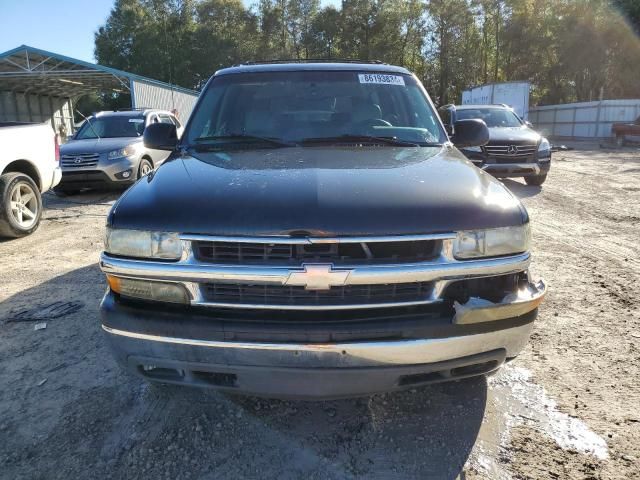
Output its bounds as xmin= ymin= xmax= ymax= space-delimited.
xmin=467 ymin=365 xmax=609 ymax=478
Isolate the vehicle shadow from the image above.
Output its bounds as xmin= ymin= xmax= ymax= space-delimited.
xmin=501 ymin=178 xmax=542 ymax=199
xmin=0 ymin=265 xmax=487 ymax=480
xmin=224 ymin=378 xmax=488 ymax=478
xmin=42 ymin=189 xmax=122 ymax=211
xmin=0 ymin=191 xmax=120 ymax=243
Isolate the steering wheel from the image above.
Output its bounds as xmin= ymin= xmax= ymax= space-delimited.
xmin=354 ymin=118 xmax=392 ymax=129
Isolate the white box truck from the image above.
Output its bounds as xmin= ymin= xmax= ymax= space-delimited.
xmin=462 ymin=82 xmax=530 ymax=120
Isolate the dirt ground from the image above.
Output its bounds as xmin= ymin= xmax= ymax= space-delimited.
xmin=1 ymin=143 xmax=639 ymax=479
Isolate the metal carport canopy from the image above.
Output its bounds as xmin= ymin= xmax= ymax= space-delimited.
xmin=0 ymin=45 xmax=198 ymax=110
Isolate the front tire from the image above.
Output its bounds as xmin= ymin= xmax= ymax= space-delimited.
xmin=524 ymin=173 xmax=547 ymax=186
xmin=0 ymin=172 xmax=43 ymax=238
xmin=137 ymin=158 xmax=153 ymax=179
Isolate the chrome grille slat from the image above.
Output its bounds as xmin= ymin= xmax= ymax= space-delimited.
xmin=61 ymin=153 xmax=100 ymax=168
xmin=483 ymin=144 xmax=537 ymax=163
xmin=100 ymin=245 xmax=532 ymax=311
xmin=194 ymin=239 xmax=439 ymax=265
xmin=202 ymin=282 xmax=433 ymax=307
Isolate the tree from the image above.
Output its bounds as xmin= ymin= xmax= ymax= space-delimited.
xmin=193 ymin=0 xmax=258 ymax=85
xmin=308 ymin=6 xmax=342 ymax=58
xmin=95 ymin=0 xmax=199 ymax=88
xmin=93 ymin=0 xmax=640 ymax=104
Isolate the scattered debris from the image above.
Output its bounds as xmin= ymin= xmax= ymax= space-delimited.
xmin=34 ymin=322 xmax=47 ymax=331
xmin=551 ymin=144 xmax=573 ymax=152
xmin=37 ymin=379 xmax=47 ymax=387
xmin=6 ymin=301 xmax=84 ymax=323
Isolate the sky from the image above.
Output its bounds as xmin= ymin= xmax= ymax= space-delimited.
xmin=0 ymin=0 xmax=341 ymax=63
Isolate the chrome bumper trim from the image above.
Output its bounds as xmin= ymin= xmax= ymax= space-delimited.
xmin=102 ymin=322 xmax=535 ymax=367
xmin=189 ymin=297 xmax=441 ymax=311
xmin=100 ymin=252 xmax=531 ymax=286
xmin=482 ymin=163 xmax=542 ymax=174
xmin=453 ymin=279 xmax=546 ymax=324
xmin=179 ymin=232 xmax=456 ymax=244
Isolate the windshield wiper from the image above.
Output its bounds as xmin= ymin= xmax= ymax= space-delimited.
xmin=299 ymin=135 xmax=421 ymax=147
xmin=75 ymin=109 xmax=100 ymax=140
xmin=191 ymin=134 xmax=294 ymax=148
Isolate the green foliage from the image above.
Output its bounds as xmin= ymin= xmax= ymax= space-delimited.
xmin=94 ymin=0 xmax=640 ymax=106
xmin=74 ymin=92 xmax=131 ymax=122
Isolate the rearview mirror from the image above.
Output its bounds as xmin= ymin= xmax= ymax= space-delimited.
xmin=525 ymin=121 xmax=534 ymax=128
xmin=451 ymin=119 xmax=489 ymax=148
xmin=144 ymin=123 xmax=178 ymax=151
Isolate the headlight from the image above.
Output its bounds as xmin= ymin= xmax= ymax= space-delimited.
xmin=538 ymin=138 xmax=550 ymax=153
xmin=107 ymin=275 xmax=189 ymax=304
xmin=454 ymin=224 xmax=530 ymax=259
xmin=104 ymin=227 xmax=182 ymax=260
xmin=108 ymin=144 xmax=139 ymax=159
xmin=462 ymin=146 xmax=482 ymax=153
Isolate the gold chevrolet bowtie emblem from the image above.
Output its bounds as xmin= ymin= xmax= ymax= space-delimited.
xmin=285 ymin=264 xmax=352 ymax=291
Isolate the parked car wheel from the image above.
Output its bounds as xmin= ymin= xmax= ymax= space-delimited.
xmin=0 ymin=172 xmax=43 ymax=238
xmin=615 ymin=135 xmax=625 ymax=147
xmin=138 ymin=159 xmax=154 ymax=179
xmin=524 ymin=174 xmax=547 ymax=186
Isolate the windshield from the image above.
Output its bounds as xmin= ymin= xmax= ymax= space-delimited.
xmin=75 ymin=115 xmax=146 ymax=139
xmin=185 ymin=71 xmax=447 ymax=148
xmin=456 ymin=108 xmax=523 ymax=128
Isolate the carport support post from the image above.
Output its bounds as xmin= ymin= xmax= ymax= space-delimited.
xmin=38 ymin=95 xmax=45 ymax=123
xmin=130 ymin=79 xmax=137 ymax=109
xmin=24 ymin=92 xmax=32 ymax=122
xmin=11 ymin=91 xmax=19 ymax=122
xmin=67 ymin=96 xmax=74 ymax=135
xmin=49 ymin=96 xmax=55 ymax=130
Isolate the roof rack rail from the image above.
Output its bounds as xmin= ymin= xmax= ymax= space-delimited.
xmin=237 ymin=59 xmax=386 ymax=66
xmin=112 ymin=107 xmax=151 ymax=112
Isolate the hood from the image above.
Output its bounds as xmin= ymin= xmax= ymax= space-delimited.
xmin=487 ymin=126 xmax=541 ymax=144
xmin=60 ymin=137 xmax=142 ymax=155
xmin=109 ymin=146 xmax=527 ymax=236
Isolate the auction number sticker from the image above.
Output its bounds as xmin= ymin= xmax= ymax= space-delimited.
xmin=358 ymin=73 xmax=405 ymax=86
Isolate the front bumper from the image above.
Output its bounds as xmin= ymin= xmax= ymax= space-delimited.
xmin=481 ymin=159 xmax=550 ymax=178
xmin=101 ymin=277 xmax=545 ymax=399
xmin=461 ymin=149 xmax=551 ymax=178
xmin=51 ymin=166 xmax=62 ymax=189
xmin=58 ymin=157 xmax=137 ymax=189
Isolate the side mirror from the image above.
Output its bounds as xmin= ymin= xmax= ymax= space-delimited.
xmin=525 ymin=121 xmax=534 ymax=128
xmin=451 ymin=119 xmax=489 ymax=148
xmin=144 ymin=123 xmax=178 ymax=151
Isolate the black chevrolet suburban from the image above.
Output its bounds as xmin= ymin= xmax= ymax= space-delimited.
xmin=439 ymin=104 xmax=551 ymax=186
xmin=99 ymin=62 xmax=546 ymax=399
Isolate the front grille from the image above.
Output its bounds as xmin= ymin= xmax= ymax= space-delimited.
xmin=61 ymin=153 xmax=100 ymax=168
xmin=202 ymin=282 xmax=433 ymax=307
xmin=193 ymin=240 xmax=440 ymax=265
xmin=484 ymin=144 xmax=537 ymax=163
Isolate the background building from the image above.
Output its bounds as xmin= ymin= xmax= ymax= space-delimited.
xmin=0 ymin=45 xmax=199 ymax=135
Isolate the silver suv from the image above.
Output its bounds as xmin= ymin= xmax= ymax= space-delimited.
xmin=56 ymin=109 xmax=183 ymax=193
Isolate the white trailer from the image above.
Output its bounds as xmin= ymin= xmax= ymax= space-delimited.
xmin=462 ymin=82 xmax=530 ymax=120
